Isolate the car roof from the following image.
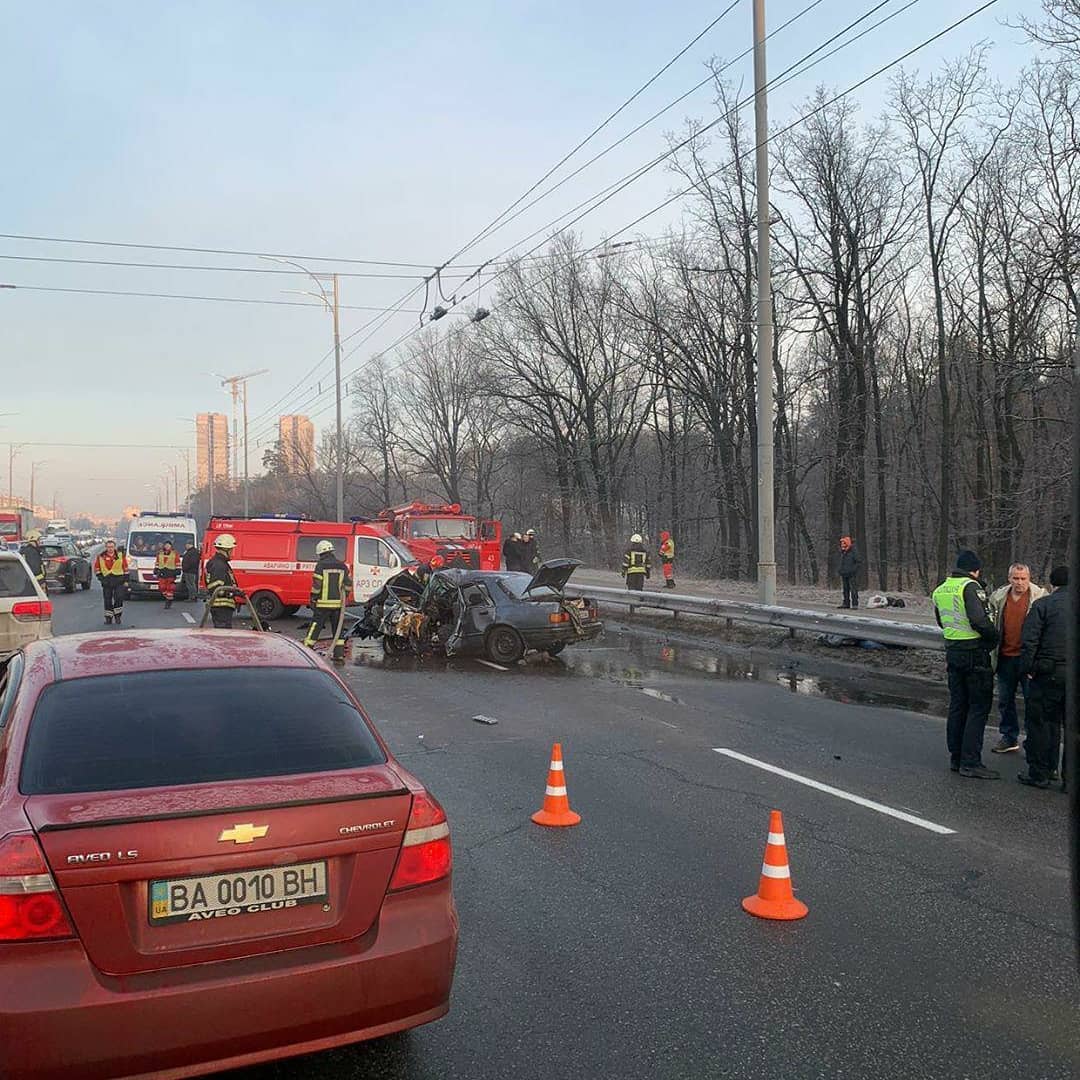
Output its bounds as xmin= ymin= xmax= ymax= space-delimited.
xmin=26 ymin=629 xmax=317 ymax=681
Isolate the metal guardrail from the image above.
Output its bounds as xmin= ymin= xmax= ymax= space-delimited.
xmin=565 ymin=583 xmax=943 ymax=651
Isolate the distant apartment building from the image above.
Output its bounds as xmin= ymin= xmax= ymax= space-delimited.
xmin=196 ymin=413 xmax=230 ymax=487
xmin=278 ymin=414 xmax=315 ymax=474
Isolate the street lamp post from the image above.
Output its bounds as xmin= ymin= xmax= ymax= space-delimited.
xmin=265 ymin=257 xmax=344 ymax=522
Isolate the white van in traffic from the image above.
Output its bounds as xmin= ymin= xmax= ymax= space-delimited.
xmin=125 ymin=513 xmax=199 ymax=597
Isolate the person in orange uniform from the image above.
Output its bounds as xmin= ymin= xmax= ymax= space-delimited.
xmin=659 ymin=531 xmax=676 ymax=589
xmin=154 ymin=541 xmax=181 ymax=609
xmin=94 ymin=540 xmax=130 ymax=625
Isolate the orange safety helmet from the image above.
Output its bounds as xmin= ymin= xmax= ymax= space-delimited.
xmin=839 ymin=536 xmax=853 ymax=550
xmin=429 ymin=555 xmax=446 ymax=569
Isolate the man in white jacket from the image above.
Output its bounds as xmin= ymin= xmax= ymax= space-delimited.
xmin=988 ymin=563 xmax=1047 ymax=753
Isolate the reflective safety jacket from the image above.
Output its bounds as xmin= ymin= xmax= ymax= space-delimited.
xmin=205 ymin=552 xmax=239 ymax=609
xmin=94 ymin=551 xmax=129 ymax=578
xmin=311 ymin=555 xmax=353 ymax=609
xmin=622 ymin=544 xmax=651 ymax=577
xmin=932 ymin=574 xmax=997 ymax=649
xmin=659 ymin=538 xmax=675 ymax=562
xmin=155 ymin=550 xmax=180 ymax=577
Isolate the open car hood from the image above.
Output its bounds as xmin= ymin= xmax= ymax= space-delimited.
xmin=522 ymin=558 xmax=581 ymax=596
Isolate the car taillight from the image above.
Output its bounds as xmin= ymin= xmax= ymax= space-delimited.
xmin=0 ymin=834 xmax=75 ymax=942
xmin=548 ymin=612 xmax=570 ymax=624
xmin=389 ymin=791 xmax=451 ymax=891
xmin=10 ymin=600 xmax=52 ymax=621
xmin=51 ymin=556 xmax=68 ymax=564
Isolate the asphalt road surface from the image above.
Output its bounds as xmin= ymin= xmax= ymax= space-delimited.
xmin=50 ymin=585 xmax=1079 ymax=1079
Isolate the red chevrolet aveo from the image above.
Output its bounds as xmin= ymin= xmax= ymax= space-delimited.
xmin=0 ymin=630 xmax=458 ymax=1079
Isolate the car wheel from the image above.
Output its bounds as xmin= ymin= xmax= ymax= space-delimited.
xmin=64 ymin=576 xmax=75 ymax=594
xmin=486 ymin=625 xmax=525 ymax=665
xmin=382 ymin=635 xmax=412 ymax=656
xmin=545 ymin=642 xmax=566 ymax=656
xmin=250 ymin=590 xmax=285 ymax=622
xmin=80 ymin=578 xmax=91 ymax=590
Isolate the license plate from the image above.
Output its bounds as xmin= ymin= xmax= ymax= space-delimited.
xmin=149 ymin=861 xmax=328 ymax=925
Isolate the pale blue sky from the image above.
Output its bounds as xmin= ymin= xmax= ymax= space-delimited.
xmin=1 ymin=0 xmax=1033 ymax=516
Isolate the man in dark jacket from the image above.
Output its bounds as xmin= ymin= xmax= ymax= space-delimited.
xmin=180 ymin=541 xmax=200 ymax=602
xmin=837 ymin=536 xmax=862 ymax=608
xmin=503 ymin=532 xmax=523 ymax=572
xmin=932 ymin=550 xmax=1000 ymax=779
xmin=1017 ymin=565 xmax=1070 ymax=789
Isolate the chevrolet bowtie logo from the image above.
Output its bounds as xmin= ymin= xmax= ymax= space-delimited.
xmin=218 ymin=823 xmax=269 ymax=845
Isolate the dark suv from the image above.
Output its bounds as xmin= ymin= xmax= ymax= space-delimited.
xmin=39 ymin=540 xmax=93 ymax=593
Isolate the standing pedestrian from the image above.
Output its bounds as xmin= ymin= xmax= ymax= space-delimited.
xmin=204 ymin=534 xmax=242 ymax=628
xmin=1017 ymin=565 xmax=1070 ymax=790
xmin=93 ymin=540 xmax=129 ymax=626
xmin=658 ymin=531 xmax=676 ymax=589
xmin=522 ymin=528 xmax=541 ymax=571
xmin=180 ymin=540 xmax=201 ymax=602
xmin=303 ymin=540 xmax=353 ymax=663
xmin=621 ymin=533 xmax=651 ymax=592
xmin=154 ymin=541 xmax=181 ymax=609
xmin=503 ymin=531 xmax=524 ymax=572
xmin=837 ymin=536 xmax=862 ymax=609
xmin=988 ymin=564 xmax=1047 ymax=754
xmin=931 ymin=550 xmax=1000 ymax=779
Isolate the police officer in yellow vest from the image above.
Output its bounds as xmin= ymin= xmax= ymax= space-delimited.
xmin=621 ymin=533 xmax=651 ymax=592
xmin=304 ymin=540 xmax=353 ymax=663
xmin=932 ymin=550 xmax=1000 ymax=779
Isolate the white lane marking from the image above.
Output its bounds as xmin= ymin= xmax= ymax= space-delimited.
xmin=639 ymin=687 xmax=680 ymax=704
xmin=476 ymin=659 xmax=508 ymax=671
xmin=181 ymin=612 xmax=196 ymax=624
xmin=713 ymin=748 xmax=956 ymax=836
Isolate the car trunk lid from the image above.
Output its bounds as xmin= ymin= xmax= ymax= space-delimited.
xmin=522 ymin=558 xmax=581 ymax=597
xmin=25 ymin=769 xmax=412 ymax=975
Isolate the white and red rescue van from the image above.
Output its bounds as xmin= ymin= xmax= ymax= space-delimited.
xmin=201 ymin=516 xmax=416 ymax=622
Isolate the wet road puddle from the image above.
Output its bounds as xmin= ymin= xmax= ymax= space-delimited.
xmin=347 ymin=632 xmax=945 ymax=716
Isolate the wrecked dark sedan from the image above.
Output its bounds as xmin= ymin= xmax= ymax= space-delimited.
xmin=368 ymin=559 xmax=603 ymax=663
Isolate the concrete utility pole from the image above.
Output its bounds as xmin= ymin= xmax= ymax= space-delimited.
xmin=215 ymin=370 xmax=268 ymax=518
xmin=753 ymin=0 xmax=777 ymax=605
xmin=332 ymin=273 xmax=343 ymax=523
xmin=263 ymin=257 xmax=344 ymax=522
xmin=207 ymin=422 xmax=216 ymax=518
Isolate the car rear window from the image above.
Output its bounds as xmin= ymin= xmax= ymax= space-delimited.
xmin=21 ymin=667 xmax=386 ymax=795
xmin=0 ymin=559 xmax=36 ymax=598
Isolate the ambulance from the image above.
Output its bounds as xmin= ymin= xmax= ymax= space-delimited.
xmin=200 ymin=516 xmax=416 ymax=622
xmin=125 ymin=513 xmax=199 ymax=597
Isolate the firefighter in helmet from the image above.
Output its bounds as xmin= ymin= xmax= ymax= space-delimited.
xmin=21 ymin=529 xmax=47 ymax=591
xmin=621 ymin=533 xmax=651 ymax=592
xmin=304 ymin=540 xmax=353 ymax=662
xmin=204 ymin=533 xmax=243 ymax=628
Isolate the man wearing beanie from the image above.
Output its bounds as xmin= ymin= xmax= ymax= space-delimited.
xmin=932 ymin=550 xmax=1000 ymax=778
xmin=1017 ymin=565 xmax=1070 ymax=790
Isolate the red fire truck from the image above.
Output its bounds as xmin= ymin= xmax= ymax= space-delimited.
xmin=0 ymin=508 xmax=34 ymax=548
xmin=366 ymin=502 xmax=501 ymax=570
xmin=200 ymin=516 xmax=417 ymax=622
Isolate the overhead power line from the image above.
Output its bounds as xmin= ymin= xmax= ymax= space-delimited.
xmin=272 ymin=0 xmax=1000 ymax=435
xmin=0 ymin=253 xmax=473 ymax=280
xmin=0 ymin=283 xmax=424 ymax=313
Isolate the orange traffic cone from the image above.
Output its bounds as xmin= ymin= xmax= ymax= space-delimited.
xmin=742 ymin=810 xmax=808 ymax=921
xmin=531 ymin=742 xmax=581 ymax=827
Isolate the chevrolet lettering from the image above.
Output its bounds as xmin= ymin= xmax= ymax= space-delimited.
xmin=340 ymin=819 xmax=397 ymax=835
